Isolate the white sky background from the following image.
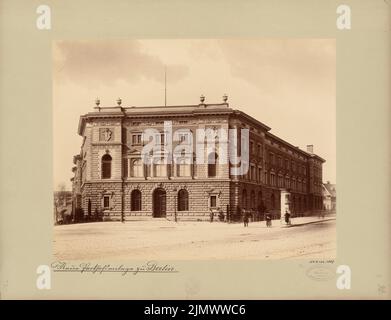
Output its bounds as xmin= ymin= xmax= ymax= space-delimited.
xmin=53 ymin=39 xmax=336 ymax=190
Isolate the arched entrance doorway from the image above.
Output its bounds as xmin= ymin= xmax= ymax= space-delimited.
xmin=153 ymin=188 xmax=166 ymax=217
xmin=271 ymin=193 xmax=275 ymax=209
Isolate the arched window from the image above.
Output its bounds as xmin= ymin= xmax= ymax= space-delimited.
xmin=131 ymin=189 xmax=142 ymax=211
xmin=178 ymin=189 xmax=189 ymax=211
xmin=251 ymin=190 xmax=256 ymax=209
xmin=271 ymin=193 xmax=275 ymax=209
xmin=242 ymin=189 xmax=247 ymax=209
xmin=131 ymin=159 xmax=143 ymax=177
xmin=101 ymin=154 xmax=112 ymax=179
xmin=154 ymin=157 xmax=167 ymax=177
xmin=177 ymin=155 xmax=191 ymax=177
xmin=208 ymin=152 xmax=218 ymax=177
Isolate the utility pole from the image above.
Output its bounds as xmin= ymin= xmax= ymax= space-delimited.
xmin=164 ymin=66 xmax=167 ymax=106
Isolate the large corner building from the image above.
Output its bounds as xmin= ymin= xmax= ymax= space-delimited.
xmin=71 ymin=97 xmax=325 ymax=221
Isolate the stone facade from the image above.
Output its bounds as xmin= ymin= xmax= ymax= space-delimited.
xmin=322 ymin=182 xmax=337 ymax=211
xmin=71 ymin=100 xmax=325 ymax=221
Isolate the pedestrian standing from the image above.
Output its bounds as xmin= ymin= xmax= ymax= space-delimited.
xmin=265 ymin=212 xmax=272 ymax=228
xmin=210 ymin=209 xmax=214 ymax=223
xmin=284 ymin=211 xmax=291 ymax=225
xmin=243 ymin=210 xmax=249 ymax=227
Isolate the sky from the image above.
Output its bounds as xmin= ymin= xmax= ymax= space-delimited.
xmin=53 ymin=39 xmax=336 ymax=190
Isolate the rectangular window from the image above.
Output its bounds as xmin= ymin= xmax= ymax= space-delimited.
xmin=103 ymin=196 xmax=110 ymax=209
xmin=258 ymin=144 xmax=262 ymax=157
xmin=123 ymin=160 xmax=128 ymax=178
xmin=130 ymin=159 xmax=144 ymax=177
xmin=155 ymin=133 xmax=166 ymax=145
xmin=210 ymin=196 xmax=217 ymax=208
xmin=154 ymin=158 xmax=167 ymax=177
xmin=178 ymin=133 xmax=190 ymax=143
xmin=250 ymin=141 xmax=254 ymax=154
xmin=271 ymin=173 xmax=275 ymax=186
xmin=132 ymin=134 xmax=142 ymax=145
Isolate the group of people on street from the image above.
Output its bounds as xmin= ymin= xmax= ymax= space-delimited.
xmin=318 ymin=211 xmax=326 ymax=219
xmin=242 ymin=208 xmax=291 ymax=228
xmin=209 ymin=207 xmax=293 ymax=227
xmin=241 ymin=208 xmax=277 ymax=228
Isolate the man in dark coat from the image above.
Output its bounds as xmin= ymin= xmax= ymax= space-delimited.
xmin=284 ymin=211 xmax=291 ymax=225
xmin=265 ymin=212 xmax=272 ymax=228
xmin=210 ymin=209 xmax=214 ymax=223
xmin=243 ymin=209 xmax=249 ymax=227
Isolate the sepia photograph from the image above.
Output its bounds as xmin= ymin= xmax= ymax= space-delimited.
xmin=52 ymin=39 xmax=336 ymax=261
xmin=1 ymin=0 xmax=390 ymax=304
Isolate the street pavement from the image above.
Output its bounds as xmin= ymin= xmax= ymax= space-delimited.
xmin=53 ymin=214 xmax=336 ymax=260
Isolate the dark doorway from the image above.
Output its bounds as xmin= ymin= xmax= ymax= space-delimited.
xmin=153 ymin=188 xmax=166 ymax=217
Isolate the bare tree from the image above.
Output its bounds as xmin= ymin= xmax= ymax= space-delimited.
xmin=57 ymin=182 xmax=67 ymax=205
xmin=54 ymin=182 xmax=68 ymax=224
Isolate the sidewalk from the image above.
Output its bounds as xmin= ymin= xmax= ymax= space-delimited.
xmin=279 ymin=213 xmax=336 ymax=227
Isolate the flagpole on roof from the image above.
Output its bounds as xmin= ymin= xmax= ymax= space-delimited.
xmin=164 ymin=65 xmax=167 ymax=107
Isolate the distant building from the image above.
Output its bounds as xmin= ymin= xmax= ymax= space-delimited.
xmin=53 ymin=190 xmax=73 ymax=224
xmin=322 ymin=182 xmax=336 ymax=211
xmin=70 ymin=97 xmax=325 ymax=221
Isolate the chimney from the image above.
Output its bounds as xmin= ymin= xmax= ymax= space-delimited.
xmin=306 ymin=144 xmax=314 ymax=154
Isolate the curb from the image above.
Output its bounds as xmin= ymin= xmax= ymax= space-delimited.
xmin=287 ymin=218 xmax=336 ymax=228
